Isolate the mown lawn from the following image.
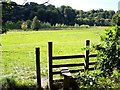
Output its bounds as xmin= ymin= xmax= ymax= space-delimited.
xmin=1 ymin=27 xmax=106 ymax=85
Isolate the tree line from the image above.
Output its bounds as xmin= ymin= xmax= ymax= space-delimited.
xmin=2 ymin=1 xmax=116 ymax=29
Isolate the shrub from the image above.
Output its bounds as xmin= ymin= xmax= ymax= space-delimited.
xmin=5 ymin=21 xmax=14 ymax=29
xmin=77 ymin=26 xmax=120 ymax=89
xmin=55 ymin=23 xmax=62 ymax=28
xmin=15 ymin=21 xmax=23 ymax=29
xmin=55 ymin=23 xmax=68 ymax=28
xmin=26 ymin=20 xmax=32 ymax=29
xmin=74 ymin=23 xmax=80 ymax=28
xmin=94 ymin=26 xmax=120 ymax=76
xmin=61 ymin=24 xmax=67 ymax=28
xmin=40 ymin=22 xmax=51 ymax=28
xmin=76 ymin=69 xmax=120 ymax=89
xmin=80 ymin=25 xmax=90 ymax=28
xmin=21 ymin=22 xmax=28 ymax=30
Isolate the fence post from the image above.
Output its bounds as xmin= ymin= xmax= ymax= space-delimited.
xmin=35 ymin=47 xmax=41 ymax=89
xmin=85 ymin=40 xmax=90 ymax=71
xmin=48 ymin=42 xmax=53 ymax=90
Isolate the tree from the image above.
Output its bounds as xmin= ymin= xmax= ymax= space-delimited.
xmin=5 ymin=21 xmax=14 ymax=29
xmin=112 ymin=12 xmax=120 ymax=26
xmin=2 ymin=1 xmax=15 ymax=34
xmin=2 ymin=1 xmax=116 ymax=27
xmin=26 ymin=20 xmax=32 ymax=29
xmin=63 ymin=6 xmax=76 ymax=25
xmin=21 ymin=22 xmax=28 ymax=30
xmin=31 ymin=16 xmax=40 ymax=30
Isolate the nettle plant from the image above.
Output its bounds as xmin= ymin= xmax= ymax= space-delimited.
xmin=95 ymin=26 xmax=120 ymax=76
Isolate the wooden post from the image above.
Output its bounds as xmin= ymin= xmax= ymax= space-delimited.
xmin=48 ymin=42 xmax=53 ymax=90
xmin=35 ymin=48 xmax=41 ymax=89
xmin=85 ymin=40 xmax=90 ymax=71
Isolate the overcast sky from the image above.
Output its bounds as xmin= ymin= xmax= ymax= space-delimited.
xmin=12 ymin=0 xmax=120 ymax=11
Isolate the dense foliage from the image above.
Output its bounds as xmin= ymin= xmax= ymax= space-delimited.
xmin=94 ymin=26 xmax=120 ymax=76
xmin=2 ymin=1 xmax=115 ymax=29
xmin=77 ymin=69 xmax=120 ymax=89
xmin=76 ymin=26 xmax=120 ymax=89
xmin=112 ymin=11 xmax=120 ymax=26
xmin=31 ymin=16 xmax=40 ymax=30
xmin=1 ymin=1 xmax=15 ymax=33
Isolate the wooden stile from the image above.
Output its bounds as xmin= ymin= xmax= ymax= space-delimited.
xmin=47 ymin=40 xmax=97 ymax=90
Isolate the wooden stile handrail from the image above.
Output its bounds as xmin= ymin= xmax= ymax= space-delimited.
xmin=52 ymin=55 xmax=85 ymax=60
xmin=89 ymin=54 xmax=97 ymax=57
xmin=89 ymin=61 xmax=97 ymax=65
xmin=52 ymin=63 xmax=84 ymax=68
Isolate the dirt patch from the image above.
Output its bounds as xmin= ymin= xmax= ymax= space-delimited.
xmin=41 ymin=76 xmax=48 ymax=87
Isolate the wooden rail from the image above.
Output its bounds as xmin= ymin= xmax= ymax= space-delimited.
xmin=52 ymin=55 xmax=85 ymax=60
xmin=52 ymin=63 xmax=85 ymax=68
xmin=48 ymin=40 xmax=97 ymax=90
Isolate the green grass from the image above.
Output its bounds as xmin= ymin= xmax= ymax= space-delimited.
xmin=1 ymin=27 xmax=106 ymax=85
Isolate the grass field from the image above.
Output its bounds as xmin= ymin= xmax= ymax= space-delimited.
xmin=1 ymin=27 xmax=106 ymax=85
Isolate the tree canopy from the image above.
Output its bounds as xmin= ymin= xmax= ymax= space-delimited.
xmin=31 ymin=16 xmax=40 ymax=30
xmin=2 ymin=1 xmax=116 ymax=28
xmin=112 ymin=11 xmax=120 ymax=26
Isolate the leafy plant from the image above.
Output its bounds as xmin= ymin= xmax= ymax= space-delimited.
xmin=94 ymin=26 xmax=120 ymax=76
xmin=2 ymin=1 xmax=15 ymax=34
xmin=76 ymin=69 xmax=120 ymax=89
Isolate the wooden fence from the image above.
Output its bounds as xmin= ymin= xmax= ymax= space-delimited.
xmin=48 ymin=40 xmax=97 ymax=90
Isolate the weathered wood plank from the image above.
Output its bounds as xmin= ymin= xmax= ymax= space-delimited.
xmin=89 ymin=54 xmax=97 ymax=57
xmin=52 ymin=55 xmax=85 ymax=60
xmin=60 ymin=67 xmax=72 ymax=76
xmin=52 ymin=63 xmax=84 ymax=68
xmin=89 ymin=67 xmax=95 ymax=70
xmin=53 ymin=69 xmax=84 ymax=74
xmin=89 ymin=61 xmax=97 ymax=65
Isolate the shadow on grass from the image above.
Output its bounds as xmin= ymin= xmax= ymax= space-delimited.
xmin=1 ymin=78 xmax=46 ymax=90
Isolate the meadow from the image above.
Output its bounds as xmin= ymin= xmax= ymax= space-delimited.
xmin=1 ymin=27 xmax=106 ymax=86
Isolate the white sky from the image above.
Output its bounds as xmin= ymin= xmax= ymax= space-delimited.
xmin=12 ymin=0 xmax=120 ymax=11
